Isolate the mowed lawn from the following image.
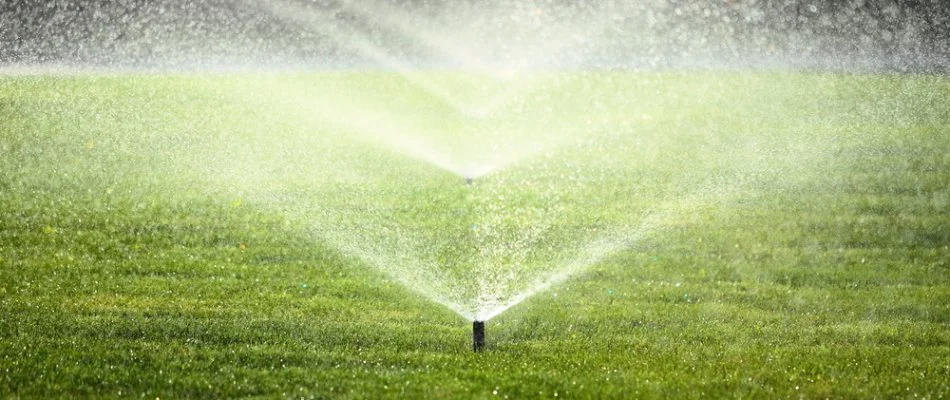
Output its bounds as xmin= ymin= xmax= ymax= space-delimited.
xmin=1 ymin=71 xmax=948 ymax=398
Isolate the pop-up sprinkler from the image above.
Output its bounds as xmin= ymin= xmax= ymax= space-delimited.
xmin=473 ymin=320 xmax=485 ymax=351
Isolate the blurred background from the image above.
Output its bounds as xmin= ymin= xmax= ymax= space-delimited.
xmin=1 ymin=0 xmax=948 ymax=72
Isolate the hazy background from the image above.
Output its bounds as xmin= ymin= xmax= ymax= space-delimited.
xmin=1 ymin=0 xmax=948 ymax=72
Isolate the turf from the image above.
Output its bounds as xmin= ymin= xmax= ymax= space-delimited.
xmin=1 ymin=71 xmax=949 ymax=398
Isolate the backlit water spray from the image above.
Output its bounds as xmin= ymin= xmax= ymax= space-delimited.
xmin=151 ymin=3 xmax=877 ymax=350
xmin=4 ymin=0 xmax=946 ymax=352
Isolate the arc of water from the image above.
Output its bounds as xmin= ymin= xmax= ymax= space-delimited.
xmin=245 ymin=0 xmax=638 ymax=176
xmin=473 ymin=212 xmax=662 ymax=321
xmin=317 ymin=218 xmax=477 ymax=320
xmin=467 ymin=169 xmax=785 ymax=321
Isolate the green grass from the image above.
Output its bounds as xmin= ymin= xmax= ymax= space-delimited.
xmin=1 ymin=71 xmax=949 ymax=398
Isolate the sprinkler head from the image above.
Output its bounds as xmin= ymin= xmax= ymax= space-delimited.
xmin=465 ymin=176 xmax=473 ymax=185
xmin=473 ymin=320 xmax=485 ymax=352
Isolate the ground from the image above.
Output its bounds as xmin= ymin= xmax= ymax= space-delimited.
xmin=1 ymin=71 xmax=948 ymax=398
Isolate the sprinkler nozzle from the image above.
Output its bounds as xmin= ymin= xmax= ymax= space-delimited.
xmin=465 ymin=176 xmax=473 ymax=185
xmin=473 ymin=320 xmax=485 ymax=352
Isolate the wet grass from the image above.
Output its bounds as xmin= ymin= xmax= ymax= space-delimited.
xmin=1 ymin=71 xmax=949 ymax=398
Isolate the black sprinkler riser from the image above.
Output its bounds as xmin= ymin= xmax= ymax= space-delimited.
xmin=473 ymin=320 xmax=485 ymax=352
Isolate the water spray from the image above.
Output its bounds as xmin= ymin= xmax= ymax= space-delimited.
xmin=473 ymin=320 xmax=485 ymax=351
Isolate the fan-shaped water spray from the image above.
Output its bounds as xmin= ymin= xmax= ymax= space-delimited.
xmin=128 ymin=24 xmax=854 ymax=346
xmin=172 ymin=69 xmax=840 ymax=332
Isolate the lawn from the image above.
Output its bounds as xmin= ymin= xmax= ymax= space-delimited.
xmin=1 ymin=71 xmax=948 ymax=398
